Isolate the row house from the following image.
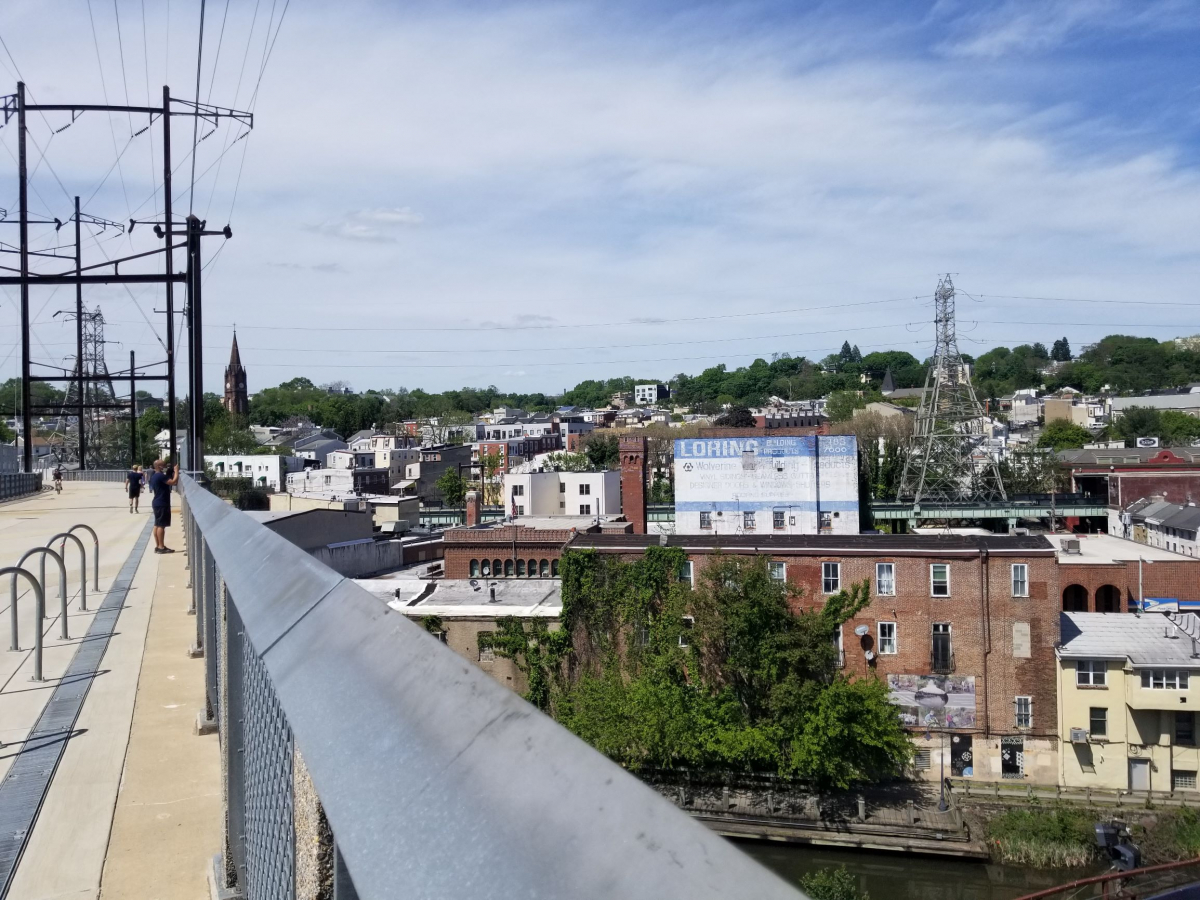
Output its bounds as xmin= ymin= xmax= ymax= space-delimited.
xmin=474 ymin=433 xmax=564 ymax=475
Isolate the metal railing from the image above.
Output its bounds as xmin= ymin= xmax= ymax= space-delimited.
xmin=179 ymin=474 xmax=802 ymax=900
xmin=0 ymin=473 xmax=40 ymax=500
xmin=58 ymin=469 xmax=128 ymax=482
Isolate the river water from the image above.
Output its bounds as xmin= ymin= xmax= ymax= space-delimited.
xmin=741 ymin=842 xmax=1102 ymax=900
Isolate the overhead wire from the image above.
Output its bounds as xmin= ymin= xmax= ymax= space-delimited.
xmin=85 ymin=0 xmax=134 ymax=220
xmin=188 ymin=0 xmax=207 ymax=215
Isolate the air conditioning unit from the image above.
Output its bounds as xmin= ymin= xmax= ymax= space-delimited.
xmin=1062 ymin=538 xmax=1082 ymax=555
xmin=1070 ymin=728 xmax=1089 ymax=743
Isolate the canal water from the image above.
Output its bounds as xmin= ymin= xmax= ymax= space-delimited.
xmin=741 ymin=843 xmax=1103 ymax=900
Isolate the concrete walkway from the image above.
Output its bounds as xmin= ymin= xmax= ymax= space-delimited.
xmin=0 ymin=483 xmax=218 ymax=900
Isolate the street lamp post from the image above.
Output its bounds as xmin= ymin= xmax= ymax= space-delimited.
xmin=926 ymin=721 xmax=949 ymax=812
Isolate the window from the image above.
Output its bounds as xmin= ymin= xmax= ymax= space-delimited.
xmin=773 ymin=510 xmax=785 ymax=530
xmin=1015 ymin=696 xmax=1033 ymax=728
xmin=743 ymin=510 xmax=756 ymax=531
xmin=699 ymin=511 xmax=712 ymax=530
xmin=559 ymin=482 xmax=566 ymax=493
xmin=512 ymin=484 xmax=524 ymax=496
xmin=822 ymin=562 xmax=841 ymax=594
xmin=551 ymin=559 xmax=559 ymax=577
xmin=876 ymin=563 xmax=895 ymax=596
xmin=679 ymin=616 xmax=694 ymax=649
xmin=515 ymin=505 xmax=525 ymax=516
xmin=1077 ymin=660 xmax=1107 ymax=686
xmin=931 ymin=564 xmax=950 ymax=597
xmin=469 ymin=559 xmax=480 ymax=577
xmin=579 ymin=504 xmax=591 ymax=515
xmin=769 ymin=562 xmax=786 ymax=582
xmin=1174 ymin=770 xmax=1198 ymax=791
xmin=516 ymin=559 xmax=525 ymax=577
xmin=504 ymin=559 xmax=514 ymax=577
xmin=527 ymin=559 xmax=536 ymax=578
xmin=1141 ymin=670 xmax=1191 ymax=690
xmin=679 ymin=561 xmax=694 ymax=588
xmin=932 ymin=623 xmax=952 ymax=671
xmin=878 ymin=622 xmax=897 ymax=654
xmin=1177 ymin=712 xmax=1196 ymax=746
xmin=493 ymin=559 xmax=503 ymax=578
xmin=1012 ymin=564 xmax=1029 ymax=598
xmin=579 ymin=483 xmax=591 ymax=495
xmin=818 ymin=511 xmax=833 ymax=532
xmin=1090 ymin=707 xmax=1108 ymax=738
xmin=539 ymin=559 xmax=550 ymax=577
xmin=480 ymin=560 xmax=491 ymax=576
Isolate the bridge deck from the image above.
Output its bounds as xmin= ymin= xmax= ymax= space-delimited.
xmin=0 ymin=483 xmax=217 ymax=899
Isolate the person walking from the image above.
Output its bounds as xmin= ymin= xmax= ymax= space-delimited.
xmin=126 ymin=464 xmax=143 ymax=513
xmin=148 ymin=458 xmax=179 ymax=553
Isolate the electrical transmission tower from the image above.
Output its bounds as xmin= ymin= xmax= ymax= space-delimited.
xmin=898 ymin=275 xmax=1006 ymax=503
xmin=48 ymin=306 xmax=119 ymax=467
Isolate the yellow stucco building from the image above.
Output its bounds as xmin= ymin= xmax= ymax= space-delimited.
xmin=1057 ymin=611 xmax=1200 ymax=793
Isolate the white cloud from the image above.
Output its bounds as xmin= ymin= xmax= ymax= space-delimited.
xmin=0 ymin=1 xmax=1196 ymax=392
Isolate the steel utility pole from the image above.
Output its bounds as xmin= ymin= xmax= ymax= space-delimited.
xmin=2 ymin=83 xmax=251 ymax=470
xmin=17 ymin=83 xmax=30 ymax=471
xmin=74 ymin=197 xmax=85 ymax=468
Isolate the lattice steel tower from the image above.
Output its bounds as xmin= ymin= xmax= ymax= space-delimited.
xmin=898 ymin=275 xmax=1006 ymax=503
xmin=49 ymin=306 xmax=120 ymax=467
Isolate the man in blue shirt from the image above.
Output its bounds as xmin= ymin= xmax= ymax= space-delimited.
xmin=148 ymin=458 xmax=179 ymax=554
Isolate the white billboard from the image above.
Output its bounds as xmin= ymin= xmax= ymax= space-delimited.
xmin=673 ymin=435 xmax=858 ymax=536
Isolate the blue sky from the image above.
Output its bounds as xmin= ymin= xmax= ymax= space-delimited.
xmin=0 ymin=0 xmax=1197 ymax=396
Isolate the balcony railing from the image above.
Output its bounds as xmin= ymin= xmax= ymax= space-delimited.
xmin=178 ymin=474 xmax=800 ymax=900
xmin=931 ymin=650 xmax=956 ymax=675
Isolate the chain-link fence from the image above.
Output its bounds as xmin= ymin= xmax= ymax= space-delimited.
xmin=180 ymin=474 xmax=803 ymax=900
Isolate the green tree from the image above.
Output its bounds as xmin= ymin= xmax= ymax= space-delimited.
xmin=1037 ymin=420 xmax=1093 ymax=452
xmin=1161 ymin=411 xmax=1200 ymax=445
xmin=1000 ymin=446 xmax=1065 ymax=493
xmin=478 ymin=451 xmax=504 ymax=504
xmin=436 ymin=468 xmax=467 ymax=506
xmin=1051 ymin=338 xmax=1071 ymax=362
xmin=826 ymin=391 xmax=868 ymax=423
xmin=1114 ymin=406 xmax=1163 ymax=444
xmin=499 ymin=549 xmax=912 ymax=787
xmin=583 ymin=432 xmax=620 ymax=470
xmin=801 ymin=866 xmax=869 ymax=900
xmin=541 ymin=451 xmax=593 ymax=472
xmin=714 ymin=406 xmax=756 ymax=427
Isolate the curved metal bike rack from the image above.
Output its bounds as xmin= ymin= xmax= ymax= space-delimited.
xmin=15 ymin=546 xmax=68 ymax=640
xmin=0 ymin=566 xmax=45 ymax=681
xmin=67 ymin=523 xmax=100 ymax=591
xmin=49 ymin=532 xmax=88 ymax=612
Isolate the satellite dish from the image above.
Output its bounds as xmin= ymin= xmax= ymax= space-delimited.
xmin=854 ymin=625 xmax=869 ymax=637
xmin=864 ymin=649 xmax=876 ymax=661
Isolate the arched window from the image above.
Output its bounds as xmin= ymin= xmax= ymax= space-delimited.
xmin=1062 ymin=584 xmax=1089 ymax=612
xmin=481 ymin=559 xmax=491 ymax=576
xmin=1095 ymin=584 xmax=1121 ymax=613
xmin=516 ymin=559 xmax=526 ymax=577
xmin=551 ymin=559 xmax=559 ymax=577
xmin=470 ymin=559 xmax=480 ymax=578
xmin=504 ymin=559 xmax=514 ymax=577
xmin=540 ymin=559 xmax=550 ymax=577
xmin=528 ymin=558 xmax=537 ymax=577
xmin=493 ymin=559 xmax=503 ymax=578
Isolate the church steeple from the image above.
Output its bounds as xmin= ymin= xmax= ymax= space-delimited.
xmin=222 ymin=332 xmax=249 ymax=418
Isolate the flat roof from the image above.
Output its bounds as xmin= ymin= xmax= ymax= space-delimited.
xmin=1060 ymin=611 xmax=1200 ymax=666
xmin=353 ymin=577 xmax=561 ymax=617
xmin=1048 ymin=533 xmax=1198 ymax=565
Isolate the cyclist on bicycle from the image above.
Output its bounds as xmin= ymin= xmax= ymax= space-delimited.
xmin=52 ymin=466 xmax=63 ymax=493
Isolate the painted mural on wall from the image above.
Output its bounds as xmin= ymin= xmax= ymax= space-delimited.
xmin=887 ymin=674 xmax=977 ymax=729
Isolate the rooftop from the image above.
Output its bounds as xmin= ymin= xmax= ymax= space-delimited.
xmin=354 ymin=577 xmax=563 ymax=617
xmin=1048 ymin=532 xmax=1198 ymax=564
xmin=1059 ymin=611 xmax=1200 ymax=666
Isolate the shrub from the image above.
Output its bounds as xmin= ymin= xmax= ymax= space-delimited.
xmin=800 ymin=866 xmax=868 ymax=900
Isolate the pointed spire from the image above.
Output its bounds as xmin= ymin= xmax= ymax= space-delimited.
xmin=881 ymin=367 xmax=895 ymax=394
xmin=229 ymin=332 xmax=242 ymax=368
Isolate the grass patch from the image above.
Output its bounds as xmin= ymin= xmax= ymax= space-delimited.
xmin=985 ymin=808 xmax=1098 ymax=868
xmin=1133 ymin=808 xmax=1200 ymax=863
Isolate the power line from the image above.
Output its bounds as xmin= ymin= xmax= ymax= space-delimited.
xmin=189 ymin=0 xmax=207 ymax=215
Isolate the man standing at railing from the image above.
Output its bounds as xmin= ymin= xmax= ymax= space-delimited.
xmin=148 ymin=458 xmax=179 ymax=554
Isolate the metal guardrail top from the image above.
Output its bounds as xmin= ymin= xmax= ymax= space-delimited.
xmin=180 ymin=474 xmax=802 ymax=900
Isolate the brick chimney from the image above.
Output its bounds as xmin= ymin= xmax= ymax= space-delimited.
xmin=465 ymin=490 xmax=482 ymax=527
xmin=619 ymin=435 xmax=648 ymax=534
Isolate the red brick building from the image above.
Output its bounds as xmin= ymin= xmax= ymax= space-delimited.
xmin=1061 ymin=447 xmax=1200 ymax=509
xmin=573 ymin=531 xmax=1062 ymax=783
xmin=1049 ymin=533 xmax=1200 ymax=612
